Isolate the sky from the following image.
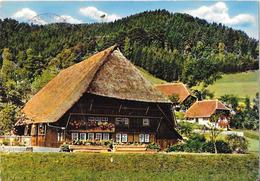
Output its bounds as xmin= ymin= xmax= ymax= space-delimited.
xmin=0 ymin=1 xmax=258 ymax=39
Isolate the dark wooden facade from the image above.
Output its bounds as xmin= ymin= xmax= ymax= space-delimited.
xmin=23 ymin=93 xmax=181 ymax=148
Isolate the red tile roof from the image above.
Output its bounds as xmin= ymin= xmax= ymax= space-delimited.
xmin=155 ymin=83 xmax=191 ymax=103
xmin=185 ymin=100 xmax=230 ymax=118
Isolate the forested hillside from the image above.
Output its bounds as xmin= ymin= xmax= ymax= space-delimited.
xmin=0 ymin=10 xmax=259 ymax=133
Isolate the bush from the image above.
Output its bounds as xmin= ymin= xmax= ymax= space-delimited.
xmin=60 ymin=143 xmax=70 ymax=152
xmin=167 ymin=134 xmax=206 ymax=153
xmin=168 ymin=134 xmax=233 ymax=154
xmin=175 ymin=112 xmax=185 ymax=120
xmin=146 ymin=143 xmax=160 ymax=151
xmin=215 ymin=140 xmax=232 ymax=153
xmin=202 ymin=141 xmax=215 ymax=153
xmin=167 ymin=143 xmax=185 ymax=152
xmin=189 ymin=133 xmax=206 ymax=142
xmin=177 ymin=121 xmax=193 ymax=137
xmin=203 ymin=140 xmax=232 ymax=153
xmin=2 ymin=139 xmax=9 ymax=146
xmin=226 ymin=134 xmax=248 ymax=153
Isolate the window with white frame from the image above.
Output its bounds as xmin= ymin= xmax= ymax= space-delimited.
xmin=31 ymin=124 xmax=37 ymax=135
xmin=96 ymin=133 xmax=102 ymax=140
xmin=144 ymin=134 xmax=150 ymax=143
xmin=123 ymin=118 xmax=129 ymax=125
xmin=115 ymin=118 xmax=123 ymax=125
xmin=143 ymin=119 xmax=150 ymax=126
xmin=71 ymin=133 xmax=78 ymax=141
xmin=24 ymin=125 xmax=29 ymax=136
xmin=80 ymin=133 xmax=86 ymax=141
xmin=139 ymin=134 xmax=145 ymax=143
xmin=116 ymin=133 xmax=121 ymax=142
xmin=58 ymin=132 xmax=64 ymax=142
xmin=115 ymin=118 xmax=129 ymax=126
xmin=103 ymin=133 xmax=109 ymax=140
xmin=38 ymin=123 xmax=46 ymax=135
xmin=122 ymin=134 xmax=128 ymax=142
xmin=88 ymin=133 xmax=94 ymax=140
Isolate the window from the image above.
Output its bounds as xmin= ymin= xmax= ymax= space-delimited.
xmin=102 ymin=117 xmax=108 ymax=122
xmin=139 ymin=134 xmax=145 ymax=143
xmin=144 ymin=134 xmax=150 ymax=143
xmin=38 ymin=123 xmax=46 ymax=135
xmin=122 ymin=134 xmax=128 ymax=142
xmin=71 ymin=133 xmax=78 ymax=141
xmin=115 ymin=118 xmax=129 ymax=126
xmin=96 ymin=133 xmax=102 ymax=140
xmin=31 ymin=124 xmax=37 ymax=136
xmin=24 ymin=125 xmax=29 ymax=136
xmin=123 ymin=118 xmax=129 ymax=125
xmin=88 ymin=133 xmax=94 ymax=140
xmin=58 ymin=132 xmax=64 ymax=142
xmin=143 ymin=119 xmax=150 ymax=126
xmin=88 ymin=117 xmax=94 ymax=121
xmin=116 ymin=133 xmax=121 ymax=142
xmin=103 ymin=133 xmax=109 ymax=141
xmin=80 ymin=133 xmax=86 ymax=141
xmin=115 ymin=118 xmax=123 ymax=125
xmin=95 ymin=117 xmax=101 ymax=122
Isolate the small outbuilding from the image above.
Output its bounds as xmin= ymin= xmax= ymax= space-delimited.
xmin=185 ymin=100 xmax=230 ymax=128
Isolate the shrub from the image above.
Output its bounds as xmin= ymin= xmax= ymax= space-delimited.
xmin=215 ymin=140 xmax=232 ymax=153
xmin=146 ymin=143 xmax=160 ymax=151
xmin=175 ymin=112 xmax=185 ymax=120
xmin=203 ymin=140 xmax=232 ymax=153
xmin=2 ymin=139 xmax=9 ymax=146
xmin=166 ymin=143 xmax=185 ymax=152
xmin=226 ymin=134 xmax=248 ymax=153
xmin=167 ymin=134 xmax=206 ymax=153
xmin=167 ymin=134 xmax=233 ymax=154
xmin=177 ymin=121 xmax=193 ymax=137
xmin=60 ymin=143 xmax=70 ymax=152
xmin=189 ymin=133 xmax=206 ymax=142
xmin=202 ymin=141 xmax=215 ymax=153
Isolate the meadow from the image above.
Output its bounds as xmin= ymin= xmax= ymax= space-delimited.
xmin=0 ymin=152 xmax=258 ymax=181
xmin=202 ymin=71 xmax=259 ymax=100
xmin=140 ymin=69 xmax=259 ymax=100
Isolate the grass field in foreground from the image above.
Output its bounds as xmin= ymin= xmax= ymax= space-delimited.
xmin=0 ymin=153 xmax=258 ymax=181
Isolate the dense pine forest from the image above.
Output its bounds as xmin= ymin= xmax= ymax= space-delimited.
xmin=0 ymin=10 xmax=259 ymax=133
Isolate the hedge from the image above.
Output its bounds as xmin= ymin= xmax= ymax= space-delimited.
xmin=0 ymin=153 xmax=258 ymax=181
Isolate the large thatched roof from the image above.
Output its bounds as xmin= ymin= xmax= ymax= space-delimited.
xmin=22 ymin=45 xmax=170 ymax=124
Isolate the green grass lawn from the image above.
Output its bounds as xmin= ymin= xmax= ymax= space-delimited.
xmin=194 ymin=70 xmax=259 ymax=100
xmin=242 ymin=130 xmax=259 ymax=153
xmin=139 ymin=67 xmax=259 ymax=100
xmin=0 ymin=153 xmax=258 ymax=181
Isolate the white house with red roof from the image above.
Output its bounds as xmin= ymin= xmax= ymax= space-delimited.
xmin=185 ymin=100 xmax=231 ymax=128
